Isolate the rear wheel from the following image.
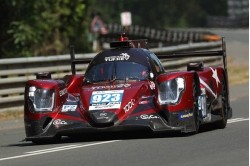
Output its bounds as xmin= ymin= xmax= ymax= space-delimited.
xmin=214 ymin=76 xmax=227 ymax=129
xmin=192 ymin=81 xmax=200 ymax=134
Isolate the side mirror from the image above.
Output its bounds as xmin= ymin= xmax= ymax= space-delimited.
xmin=149 ymin=72 xmax=154 ymax=79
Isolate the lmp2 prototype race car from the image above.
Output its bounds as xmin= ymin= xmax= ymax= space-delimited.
xmin=24 ymin=34 xmax=232 ymax=143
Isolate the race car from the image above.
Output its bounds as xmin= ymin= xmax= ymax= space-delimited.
xmin=24 ymin=34 xmax=232 ymax=143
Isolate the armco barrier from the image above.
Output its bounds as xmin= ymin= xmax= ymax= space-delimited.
xmin=0 ymin=41 xmax=222 ymax=112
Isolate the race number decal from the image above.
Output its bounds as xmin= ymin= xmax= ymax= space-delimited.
xmin=89 ymin=90 xmax=124 ymax=110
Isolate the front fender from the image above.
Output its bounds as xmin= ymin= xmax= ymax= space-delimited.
xmin=155 ymin=71 xmax=197 ymax=112
xmin=24 ymin=79 xmax=68 ymax=118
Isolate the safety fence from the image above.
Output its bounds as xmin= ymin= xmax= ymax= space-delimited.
xmin=0 ymin=41 xmax=223 ymax=112
xmin=99 ymin=24 xmax=220 ymax=46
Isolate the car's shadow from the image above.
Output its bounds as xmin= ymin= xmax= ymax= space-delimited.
xmin=6 ymin=123 xmax=224 ymax=147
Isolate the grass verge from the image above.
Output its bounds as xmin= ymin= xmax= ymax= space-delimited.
xmin=0 ymin=110 xmax=24 ymax=120
xmin=228 ymin=62 xmax=249 ymax=86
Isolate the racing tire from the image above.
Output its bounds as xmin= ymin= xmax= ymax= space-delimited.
xmin=214 ymin=76 xmax=227 ymax=129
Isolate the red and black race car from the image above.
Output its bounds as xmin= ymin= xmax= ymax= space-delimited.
xmin=24 ymin=35 xmax=232 ymax=143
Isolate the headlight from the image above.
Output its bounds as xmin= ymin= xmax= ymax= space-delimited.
xmin=28 ymin=86 xmax=55 ymax=112
xmin=158 ymin=78 xmax=185 ymax=105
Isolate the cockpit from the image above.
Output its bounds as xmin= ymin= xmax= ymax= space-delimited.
xmin=85 ymin=61 xmax=149 ymax=83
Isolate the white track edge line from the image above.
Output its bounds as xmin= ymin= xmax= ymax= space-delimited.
xmin=0 ymin=140 xmax=120 ymax=162
xmin=228 ymin=118 xmax=249 ymax=123
xmin=25 ymin=144 xmax=82 ymax=154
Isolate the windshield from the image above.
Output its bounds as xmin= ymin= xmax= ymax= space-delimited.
xmin=85 ymin=61 xmax=149 ymax=83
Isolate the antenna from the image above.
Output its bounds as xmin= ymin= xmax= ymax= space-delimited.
xmin=70 ymin=45 xmax=76 ymax=75
xmin=119 ymin=27 xmax=128 ymax=41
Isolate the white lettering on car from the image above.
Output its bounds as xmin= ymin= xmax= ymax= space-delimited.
xmin=53 ymin=119 xmax=67 ymax=125
xmin=59 ymin=88 xmax=67 ymax=96
xmin=91 ymin=84 xmax=131 ymax=90
xmin=124 ymin=99 xmax=135 ymax=113
xmin=105 ymin=53 xmax=130 ymax=61
xmin=61 ymin=105 xmax=77 ymax=112
xmin=140 ymin=114 xmax=159 ymax=120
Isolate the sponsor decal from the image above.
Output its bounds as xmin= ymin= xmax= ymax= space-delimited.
xmin=29 ymin=91 xmax=35 ymax=97
xmin=149 ymin=81 xmax=155 ymax=90
xmin=124 ymin=99 xmax=135 ymax=113
xmin=105 ymin=53 xmax=130 ymax=62
xmin=209 ymin=67 xmax=221 ymax=87
xmin=53 ymin=119 xmax=67 ymax=126
xmin=100 ymin=112 xmax=107 ymax=117
xmin=140 ymin=114 xmax=159 ymax=120
xmin=199 ymin=78 xmax=217 ymax=98
xmin=59 ymin=88 xmax=67 ymax=96
xmin=89 ymin=90 xmax=124 ymax=110
xmin=179 ymin=113 xmax=193 ymax=119
xmin=96 ymin=112 xmax=109 ymax=120
xmin=199 ymin=68 xmax=221 ymax=99
xmin=91 ymin=83 xmax=131 ymax=90
xmin=90 ymin=102 xmax=121 ymax=109
xmin=139 ymin=100 xmax=149 ymax=104
xmin=61 ymin=105 xmax=77 ymax=112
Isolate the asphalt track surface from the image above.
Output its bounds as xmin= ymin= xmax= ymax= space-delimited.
xmin=0 ymin=83 xmax=248 ymax=166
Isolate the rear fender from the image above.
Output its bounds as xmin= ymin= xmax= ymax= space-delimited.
xmin=198 ymin=67 xmax=224 ymax=99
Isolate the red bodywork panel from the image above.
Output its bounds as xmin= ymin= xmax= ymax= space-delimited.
xmin=198 ymin=67 xmax=224 ymax=100
xmin=156 ymin=71 xmax=195 ymax=112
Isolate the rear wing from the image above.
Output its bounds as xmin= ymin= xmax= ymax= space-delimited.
xmin=70 ymin=38 xmax=227 ymax=75
xmin=110 ymin=39 xmax=148 ymax=49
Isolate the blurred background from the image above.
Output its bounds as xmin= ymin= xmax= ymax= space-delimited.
xmin=0 ymin=0 xmax=248 ymax=118
xmin=0 ymin=0 xmax=248 ymax=58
